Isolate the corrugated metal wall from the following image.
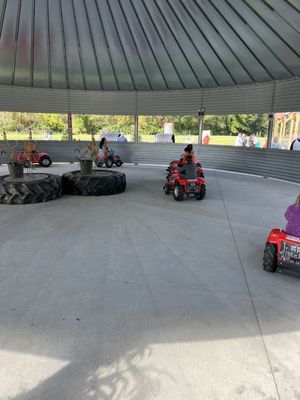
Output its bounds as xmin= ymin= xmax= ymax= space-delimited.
xmin=0 ymin=78 xmax=299 ymax=115
xmin=1 ymin=141 xmax=299 ymax=184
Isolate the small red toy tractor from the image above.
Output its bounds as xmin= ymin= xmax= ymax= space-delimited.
xmin=263 ymin=228 xmax=300 ymax=272
xmin=95 ymin=154 xmax=123 ymax=168
xmin=19 ymin=149 xmax=52 ymax=167
xmin=164 ymin=169 xmax=206 ymax=201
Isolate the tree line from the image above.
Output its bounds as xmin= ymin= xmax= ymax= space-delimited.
xmin=0 ymin=112 xmax=269 ymax=136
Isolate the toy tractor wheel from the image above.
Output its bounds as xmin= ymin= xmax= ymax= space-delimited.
xmin=39 ymin=156 xmax=52 ymax=167
xmin=173 ymin=184 xmax=184 ymax=201
xmin=164 ymin=184 xmax=170 ymax=195
xmin=105 ymin=157 xmax=113 ymax=168
xmin=263 ymin=243 xmax=277 ymax=273
xmin=196 ymin=184 xmax=206 ymax=200
xmin=116 ymin=160 xmax=122 ymax=167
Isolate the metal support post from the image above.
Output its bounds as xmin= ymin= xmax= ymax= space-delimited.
xmin=267 ymin=112 xmax=274 ymax=148
xmin=198 ymin=108 xmax=205 ymax=146
xmin=67 ymin=113 xmax=73 ymax=141
xmin=134 ymin=113 xmax=138 ymax=143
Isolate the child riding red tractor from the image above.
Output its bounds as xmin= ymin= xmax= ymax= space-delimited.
xmin=164 ymin=154 xmax=206 ymax=201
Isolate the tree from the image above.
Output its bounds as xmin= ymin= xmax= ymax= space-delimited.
xmin=37 ymin=114 xmax=65 ymax=132
xmin=174 ymin=116 xmax=198 ymax=135
xmin=73 ymin=115 xmax=100 ymax=135
xmin=204 ymin=114 xmax=268 ymax=136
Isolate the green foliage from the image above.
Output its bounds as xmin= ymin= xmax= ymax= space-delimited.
xmin=139 ymin=116 xmax=164 ymax=135
xmin=73 ymin=115 xmax=100 ymax=134
xmin=0 ymin=112 xmax=269 ymax=138
xmin=37 ymin=114 xmax=65 ymax=132
xmin=1 ymin=112 xmax=38 ymax=131
xmin=174 ymin=116 xmax=198 ymax=134
xmin=204 ymin=114 xmax=268 ymax=136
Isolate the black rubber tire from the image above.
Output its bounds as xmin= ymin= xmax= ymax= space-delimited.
xmin=263 ymin=243 xmax=277 ymax=273
xmin=39 ymin=156 xmax=52 ymax=167
xmin=0 ymin=174 xmax=63 ymax=204
xmin=164 ymin=184 xmax=171 ymax=195
xmin=196 ymin=184 xmax=206 ymax=200
xmin=62 ymin=170 xmax=126 ymax=196
xmin=116 ymin=160 xmax=122 ymax=167
xmin=173 ymin=184 xmax=184 ymax=201
xmin=105 ymin=157 xmax=113 ymax=168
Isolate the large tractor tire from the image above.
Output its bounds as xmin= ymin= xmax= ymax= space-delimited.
xmin=263 ymin=243 xmax=277 ymax=273
xmin=0 ymin=174 xmax=63 ymax=204
xmin=62 ymin=170 xmax=126 ymax=196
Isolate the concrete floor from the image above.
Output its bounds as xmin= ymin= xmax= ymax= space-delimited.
xmin=0 ymin=163 xmax=299 ymax=400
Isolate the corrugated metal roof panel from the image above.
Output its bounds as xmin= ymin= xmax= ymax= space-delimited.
xmin=0 ymin=0 xmax=299 ymax=91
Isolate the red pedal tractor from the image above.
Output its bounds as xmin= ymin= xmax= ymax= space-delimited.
xmin=19 ymin=149 xmax=52 ymax=167
xmin=263 ymin=228 xmax=300 ymax=272
xmin=95 ymin=154 xmax=123 ymax=168
xmin=164 ymin=167 xmax=206 ymax=201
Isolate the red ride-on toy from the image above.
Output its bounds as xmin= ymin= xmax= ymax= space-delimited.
xmin=20 ymin=150 xmax=52 ymax=167
xmin=263 ymin=228 xmax=300 ymax=273
xmin=164 ymin=167 xmax=206 ymax=201
xmin=95 ymin=154 xmax=123 ymax=168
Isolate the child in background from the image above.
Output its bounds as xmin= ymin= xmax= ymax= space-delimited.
xmin=99 ymin=137 xmax=115 ymax=157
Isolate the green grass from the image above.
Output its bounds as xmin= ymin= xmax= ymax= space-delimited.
xmin=210 ymin=136 xmax=235 ymax=145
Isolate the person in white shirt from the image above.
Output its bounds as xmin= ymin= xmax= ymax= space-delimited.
xmin=235 ymin=133 xmax=244 ymax=147
xmin=99 ymin=137 xmax=115 ymax=157
xmin=271 ymin=137 xmax=282 ymax=150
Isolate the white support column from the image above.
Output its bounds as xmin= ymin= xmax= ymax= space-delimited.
xmin=198 ymin=108 xmax=205 ymax=146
